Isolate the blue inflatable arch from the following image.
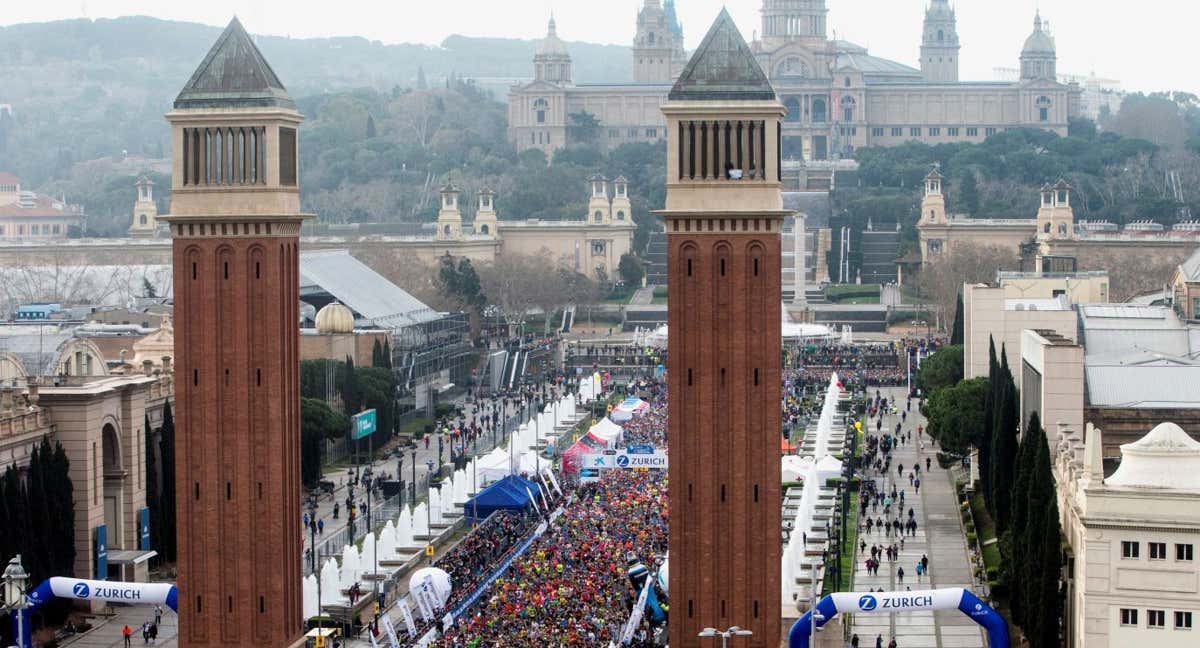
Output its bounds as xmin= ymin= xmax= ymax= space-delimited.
xmin=788 ymin=588 xmax=1008 ymax=648
xmin=13 ymin=577 xmax=177 ymax=648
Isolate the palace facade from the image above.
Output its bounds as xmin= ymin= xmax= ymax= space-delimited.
xmin=510 ymin=1 xmax=1081 ymax=160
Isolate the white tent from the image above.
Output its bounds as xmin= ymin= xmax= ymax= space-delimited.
xmin=782 ymin=455 xmax=814 ymax=483
xmin=587 ymin=418 xmax=624 ymax=447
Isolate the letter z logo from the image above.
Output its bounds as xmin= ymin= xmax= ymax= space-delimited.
xmin=858 ymin=595 xmax=878 ymax=611
xmin=72 ymin=582 xmax=90 ymax=598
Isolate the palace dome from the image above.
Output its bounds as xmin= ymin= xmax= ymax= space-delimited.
xmin=536 ymin=17 xmax=570 ymax=57
xmin=315 ymin=301 xmax=355 ymax=334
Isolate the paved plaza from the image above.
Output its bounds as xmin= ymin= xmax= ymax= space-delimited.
xmin=848 ymin=387 xmax=985 ymax=648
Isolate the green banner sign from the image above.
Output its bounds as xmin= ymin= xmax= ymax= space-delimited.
xmin=352 ymin=408 xmax=377 ymax=440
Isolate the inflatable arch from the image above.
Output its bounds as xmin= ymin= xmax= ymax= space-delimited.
xmin=13 ymin=578 xmax=177 ymax=648
xmin=788 ymin=588 xmax=1008 ymax=648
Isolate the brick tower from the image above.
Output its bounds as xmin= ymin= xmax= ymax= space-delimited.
xmin=164 ymin=18 xmax=306 ymax=648
xmin=661 ymin=10 xmax=787 ymax=647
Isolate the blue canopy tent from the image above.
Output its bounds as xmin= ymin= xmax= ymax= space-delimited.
xmin=463 ymin=474 xmax=538 ymax=520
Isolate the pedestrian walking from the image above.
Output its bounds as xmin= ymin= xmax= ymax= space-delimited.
xmin=142 ymin=622 xmax=150 ymax=644
xmin=876 ymin=633 xmax=883 ymax=648
xmin=123 ymin=625 xmax=133 ymax=648
xmin=916 ymin=561 xmax=924 ymax=582
xmin=317 ymin=519 xmax=324 ymax=534
xmin=888 ymin=638 xmax=898 ymax=648
xmin=921 ymin=554 xmax=929 ymax=574
xmin=851 ymin=634 xmax=860 ymax=648
xmin=897 ymin=566 xmax=905 ymax=583
xmin=154 ymin=605 xmax=163 ymax=626
xmin=926 ymin=457 xmax=931 ymax=472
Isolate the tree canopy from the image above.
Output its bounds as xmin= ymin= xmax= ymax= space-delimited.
xmin=922 ymin=376 xmax=987 ymax=455
xmin=915 ymin=344 xmax=963 ymax=395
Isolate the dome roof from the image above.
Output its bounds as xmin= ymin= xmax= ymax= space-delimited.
xmin=315 ymin=301 xmax=355 ymax=334
xmin=1022 ymin=14 xmax=1056 ymax=55
xmin=536 ymin=16 xmax=570 ymax=57
xmin=1106 ymin=422 xmax=1200 ymax=490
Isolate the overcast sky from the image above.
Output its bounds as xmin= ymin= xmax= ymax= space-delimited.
xmin=2 ymin=0 xmax=1194 ymax=94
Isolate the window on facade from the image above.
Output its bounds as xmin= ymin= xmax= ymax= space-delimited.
xmin=594 ymin=210 xmax=603 ymax=222
xmin=1058 ymin=223 xmax=1067 ymax=235
xmin=628 ymin=128 xmax=638 ymax=138
xmin=0 ymin=226 xmax=5 ymax=235
xmin=1122 ymin=541 xmax=1140 ymax=559
xmin=1176 ymin=611 xmax=1193 ymax=629
xmin=910 ymin=127 xmax=921 ymax=137
xmin=1149 ymin=610 xmax=1166 ymax=628
xmin=279 ymin=127 xmax=297 ymax=186
xmin=609 ymin=128 xmax=619 ymax=138
xmin=844 ymin=77 xmax=851 ymax=87
xmin=1150 ymin=542 xmax=1168 ymax=560
xmin=1177 ymin=544 xmax=1195 ymax=561
xmin=891 ymin=127 xmax=903 ymax=137
xmin=1120 ymin=608 xmax=1139 ymax=626
xmin=591 ymin=242 xmax=605 ymax=255
xmin=784 ymin=97 xmax=801 ymax=122
xmin=872 ymin=128 xmax=884 ymax=137
xmin=843 ymin=108 xmax=854 ymax=122
xmin=812 ymin=99 xmax=827 ymax=123
xmin=1040 ymin=108 xmax=1049 ymax=122
xmin=948 ymin=127 xmax=960 ymax=137
xmin=534 ymin=98 xmax=548 ymax=124
xmin=967 ymin=127 xmax=978 ymax=137
xmin=986 ymin=127 xmax=997 ymax=136
xmin=930 ymin=127 xmax=941 ymax=136
xmin=616 ymin=211 xmax=625 ymax=221
xmin=646 ymin=128 xmax=657 ymax=138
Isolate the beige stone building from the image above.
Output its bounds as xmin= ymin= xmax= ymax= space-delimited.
xmin=0 ymin=323 xmax=174 ymax=583
xmin=0 ymin=171 xmax=86 ymax=239
xmin=918 ymin=169 xmax=1200 ymax=265
xmin=509 ymin=2 xmax=1080 ymax=160
xmin=1053 ymin=420 xmax=1200 ymax=648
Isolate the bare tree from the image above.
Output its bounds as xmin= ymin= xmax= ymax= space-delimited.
xmin=1077 ymin=247 xmax=1193 ymax=302
xmin=476 ymin=253 xmax=555 ymax=335
xmin=916 ymin=242 xmax=1021 ymax=329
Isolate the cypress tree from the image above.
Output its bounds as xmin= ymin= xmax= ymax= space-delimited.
xmin=950 ymin=291 xmax=965 ymax=345
xmin=343 ymin=355 xmax=360 ymax=414
xmin=1032 ymin=494 xmax=1064 ymax=648
xmin=145 ymin=413 xmax=161 ymax=560
xmin=990 ymin=372 xmax=1019 ymax=532
xmin=24 ymin=440 xmax=50 ymax=581
xmin=372 ymin=339 xmax=383 ymax=368
xmin=51 ymin=440 xmax=75 ymax=576
xmin=382 ymin=340 xmax=392 ymax=369
xmin=1020 ymin=428 xmax=1055 ymax=642
xmin=160 ymin=401 xmax=177 ymax=562
xmin=1009 ymin=411 xmax=1042 ymax=626
xmin=980 ymin=338 xmax=998 ymax=507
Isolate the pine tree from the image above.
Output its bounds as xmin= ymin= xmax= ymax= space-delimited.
xmin=950 ymin=291 xmax=964 ymax=345
xmin=382 ymin=340 xmax=392 ymax=369
xmin=160 ymin=401 xmax=177 ymax=562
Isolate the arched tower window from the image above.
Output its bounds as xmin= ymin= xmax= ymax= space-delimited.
xmin=1044 ymin=222 xmax=1051 ymax=233
xmin=616 ymin=211 xmax=625 ymax=221
xmin=648 ymin=32 xmax=656 ymax=45
xmin=480 ymin=224 xmax=489 ymax=235
xmin=594 ymin=210 xmax=603 ymax=223
xmin=1058 ymin=223 xmax=1067 ymax=235
xmin=140 ymin=214 xmax=148 ymax=225
xmin=937 ymin=29 xmax=944 ymax=41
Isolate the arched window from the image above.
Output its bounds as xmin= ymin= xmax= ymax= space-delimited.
xmin=775 ymin=56 xmax=810 ymax=79
xmin=784 ymin=97 xmax=801 ymax=122
xmin=594 ymin=210 xmax=603 ymax=223
xmin=534 ymin=98 xmax=549 ymax=124
xmin=1036 ymin=96 xmax=1052 ymax=122
xmin=140 ymin=214 xmax=148 ymax=225
xmin=479 ymin=224 xmax=489 ymax=235
xmin=1043 ymin=222 xmax=1051 ymax=233
xmin=930 ymin=209 xmax=936 ymax=220
xmin=937 ymin=29 xmax=944 ymax=41
xmin=444 ymin=225 xmax=451 ymax=236
xmin=840 ymin=96 xmax=856 ymax=123
xmin=616 ymin=211 xmax=625 ymax=221
xmin=844 ymin=76 xmax=852 ymax=88
xmin=1058 ymin=223 xmax=1067 ymax=235
xmin=648 ymin=32 xmax=656 ymax=45
xmin=812 ymin=99 xmax=827 ymax=123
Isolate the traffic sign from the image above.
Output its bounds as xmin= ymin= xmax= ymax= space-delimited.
xmin=425 ymin=545 xmax=435 ymax=558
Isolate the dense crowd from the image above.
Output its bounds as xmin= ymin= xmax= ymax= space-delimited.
xmin=434 ymin=510 xmax=539 ymax=613
xmin=432 ymin=470 xmax=668 ymax=647
xmin=616 ymin=379 xmax=668 ymax=448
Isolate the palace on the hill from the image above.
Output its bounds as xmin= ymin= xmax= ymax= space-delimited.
xmin=509 ymin=0 xmax=1081 ymax=160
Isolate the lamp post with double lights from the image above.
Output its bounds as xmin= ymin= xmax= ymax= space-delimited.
xmin=698 ymin=626 xmax=753 ymax=648
xmin=3 ymin=555 xmax=30 ymax=648
xmin=306 ymin=495 xmax=319 ymax=574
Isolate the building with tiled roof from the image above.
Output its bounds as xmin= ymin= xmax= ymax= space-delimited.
xmin=510 ymin=1 xmax=1080 ymax=160
xmin=0 ymin=173 xmax=85 ymax=239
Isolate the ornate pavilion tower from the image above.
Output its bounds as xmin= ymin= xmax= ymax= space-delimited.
xmin=164 ymin=18 xmax=305 ymax=648
xmin=661 ymin=10 xmax=787 ymax=647
xmin=920 ymin=0 xmax=960 ymax=82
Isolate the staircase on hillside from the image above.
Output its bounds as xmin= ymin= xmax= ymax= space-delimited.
xmin=859 ymin=229 xmax=900 ymax=284
xmin=644 ymin=231 xmax=667 ymax=285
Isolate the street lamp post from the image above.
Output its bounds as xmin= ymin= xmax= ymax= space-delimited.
xmin=3 ymin=555 xmax=30 ymax=648
xmin=698 ymin=625 xmax=753 ymax=648
xmin=411 ymin=450 xmax=417 ymax=504
xmin=363 ymin=463 xmax=377 ymax=600
xmin=307 ymin=496 xmax=319 ymax=575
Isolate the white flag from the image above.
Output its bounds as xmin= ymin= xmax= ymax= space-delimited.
xmin=381 ymin=615 xmax=401 ymax=648
xmin=399 ymin=599 xmax=418 ymax=637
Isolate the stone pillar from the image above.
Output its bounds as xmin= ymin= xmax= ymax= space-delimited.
xmin=793 ymin=213 xmax=807 ymax=306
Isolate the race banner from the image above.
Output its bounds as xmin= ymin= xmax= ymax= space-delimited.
xmin=545 ymin=469 xmax=564 ymax=496
xmin=525 ymin=486 xmax=542 ymax=514
xmin=619 ymin=576 xmax=652 ymax=644
xmin=413 ymin=584 xmax=434 ymax=622
xmin=380 ymin=615 xmax=400 ymax=648
xmin=398 ymin=598 xmax=418 ymax=637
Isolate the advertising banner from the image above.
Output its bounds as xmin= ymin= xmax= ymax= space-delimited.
xmin=94 ymin=525 xmax=108 ymax=580
xmin=353 ymin=409 xmax=378 ymax=440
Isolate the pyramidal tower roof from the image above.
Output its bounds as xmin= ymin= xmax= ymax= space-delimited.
xmin=174 ymin=17 xmax=295 ymax=110
xmin=668 ymin=9 xmax=774 ymax=101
